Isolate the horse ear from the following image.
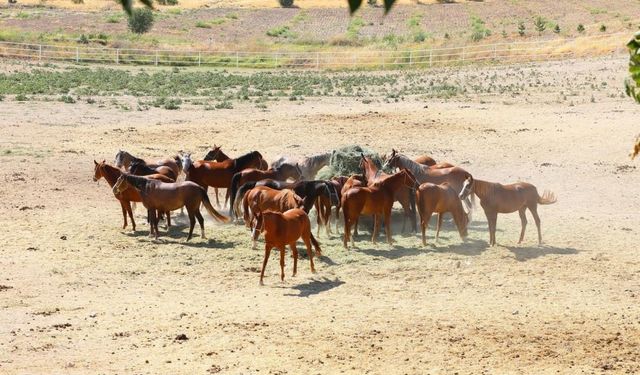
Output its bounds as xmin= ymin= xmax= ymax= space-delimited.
xmin=102 ymin=159 xmax=106 ymax=164
xmin=94 ymin=160 xmax=98 ymax=165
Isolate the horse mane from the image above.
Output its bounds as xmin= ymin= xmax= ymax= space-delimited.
xmin=235 ymin=151 xmax=261 ymax=168
xmin=394 ymin=154 xmax=427 ymax=180
xmin=122 ymin=173 xmax=150 ymax=192
xmin=130 ymin=160 xmax=155 ymax=174
xmin=280 ymin=190 xmax=302 ymax=210
xmin=301 ymin=152 xmax=331 ymax=170
xmin=471 ymin=179 xmax=494 ymax=200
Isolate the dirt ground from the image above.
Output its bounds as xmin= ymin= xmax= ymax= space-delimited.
xmin=1 ymin=56 xmax=639 ymax=374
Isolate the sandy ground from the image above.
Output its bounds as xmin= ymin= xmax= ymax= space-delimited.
xmin=1 ymin=56 xmax=640 ymax=374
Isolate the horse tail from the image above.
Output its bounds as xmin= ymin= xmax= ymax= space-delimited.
xmin=415 ymin=188 xmax=424 ymax=226
xmin=201 ymin=189 xmax=230 ymax=223
xmin=309 ymin=231 xmax=322 ymax=257
xmin=242 ymin=190 xmax=251 ymax=226
xmin=409 ymin=184 xmax=417 ymax=232
xmin=229 ymin=172 xmax=243 ymax=219
xmin=538 ymin=190 xmax=557 ymax=205
xmin=234 ymin=181 xmax=257 ymax=220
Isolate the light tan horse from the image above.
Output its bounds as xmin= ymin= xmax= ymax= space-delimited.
xmin=113 ymin=173 xmax=229 ymax=240
xmin=459 ymin=176 xmax=557 ymax=246
xmin=416 ymin=182 xmax=468 ymax=246
xmin=257 ymin=209 xmax=321 ymax=285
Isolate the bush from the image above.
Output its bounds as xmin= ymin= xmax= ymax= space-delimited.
xmin=157 ymin=0 xmax=178 ymax=4
xmin=470 ymin=16 xmax=491 ymax=41
xmin=518 ymin=21 xmax=526 ymax=36
xmin=599 ymin=24 xmax=606 ymax=32
xmin=128 ymin=8 xmax=154 ymax=34
xmin=367 ymin=0 xmax=377 ymax=6
xmin=195 ymin=21 xmax=211 ymax=28
xmin=534 ymin=16 xmax=546 ymax=34
xmin=78 ymin=34 xmax=89 ymax=44
xmin=278 ymin=0 xmax=294 ymax=7
xmin=553 ymin=24 xmax=560 ymax=33
xmin=59 ymin=95 xmax=76 ymax=103
xmin=577 ymin=24 xmax=585 ymax=33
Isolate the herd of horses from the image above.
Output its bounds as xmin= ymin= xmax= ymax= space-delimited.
xmin=93 ymin=145 xmax=557 ymax=284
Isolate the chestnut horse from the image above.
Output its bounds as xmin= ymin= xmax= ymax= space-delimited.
xmin=341 ymin=169 xmax=417 ymax=248
xmin=257 ymin=209 xmax=321 ymax=285
xmin=129 ymin=159 xmax=177 ymax=181
xmin=414 ymin=155 xmax=455 ymax=169
xmin=203 ymin=145 xmax=268 ymax=206
xmin=384 ymin=149 xmax=473 ymax=209
xmin=93 ymin=160 xmax=173 ymax=231
xmin=115 ymin=150 xmax=181 ymax=178
xmin=228 ymin=164 xmax=302 ymax=218
xmin=183 ymin=151 xmax=264 ymax=208
xmin=416 ymin=182 xmax=468 ymax=246
xmin=241 ymin=186 xmax=305 ymax=248
xmin=112 ymin=173 xmax=230 ymax=240
xmin=360 ymin=154 xmax=416 ymax=233
xmin=459 ymin=176 xmax=557 ymax=246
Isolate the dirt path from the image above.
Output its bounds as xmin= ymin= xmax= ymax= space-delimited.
xmin=1 ymin=56 xmax=639 ymax=374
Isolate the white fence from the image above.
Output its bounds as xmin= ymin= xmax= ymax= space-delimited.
xmin=0 ymin=32 xmax=628 ymax=69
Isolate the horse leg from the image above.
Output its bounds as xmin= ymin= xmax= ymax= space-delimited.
xmin=371 ymin=215 xmax=379 ymax=244
xmin=334 ymin=205 xmax=340 ymax=234
xmin=214 ymin=187 xmax=220 ymax=208
xmin=422 ymin=211 xmax=432 ymax=246
xmin=290 ymin=243 xmax=298 ymax=277
xmin=302 ymin=233 xmax=316 ymax=273
xmin=485 ymin=209 xmax=498 ymax=246
xmin=384 ymin=209 xmax=393 ymax=245
xmin=195 ymin=210 xmax=206 ymax=239
xmin=147 ymin=209 xmax=155 ymax=237
xmin=436 ymin=213 xmax=444 ymax=242
xmin=251 ymin=215 xmax=261 ymax=250
xmin=342 ymin=206 xmax=351 ymax=248
xmin=529 ymin=205 xmax=542 ymax=245
xmin=224 ymin=189 xmax=230 ymax=210
xmin=166 ymin=211 xmax=171 ymax=229
xmin=518 ymin=207 xmax=527 ymax=244
xmin=186 ymin=211 xmax=196 ymax=241
xmin=279 ymin=246 xmax=286 ymax=282
xmin=259 ymin=244 xmax=272 ymax=286
xmin=126 ymin=201 xmax=136 ymax=231
xmin=120 ymin=201 xmax=128 ymax=229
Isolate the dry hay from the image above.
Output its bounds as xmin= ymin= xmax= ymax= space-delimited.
xmin=316 ymin=144 xmax=385 ymax=180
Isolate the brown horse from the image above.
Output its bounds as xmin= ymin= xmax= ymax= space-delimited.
xmin=112 ymin=173 xmax=230 ymax=240
xmin=384 ymin=149 xmax=473 ymax=207
xmin=414 ymin=155 xmax=455 ymax=169
xmin=203 ymin=145 xmax=268 ymax=206
xmin=129 ymin=159 xmax=178 ymax=181
xmin=183 ymin=151 xmax=264 ymax=208
xmin=341 ymin=169 xmax=417 ymax=248
xmin=360 ymin=154 xmax=416 ymax=233
xmin=93 ymin=160 xmax=173 ymax=231
xmin=459 ymin=176 xmax=557 ymax=246
xmin=228 ymin=163 xmax=302 ymax=217
xmin=241 ymin=186 xmax=304 ymax=248
xmin=115 ymin=150 xmax=181 ymax=178
xmin=416 ymin=182 xmax=468 ymax=246
xmin=257 ymin=209 xmax=321 ymax=285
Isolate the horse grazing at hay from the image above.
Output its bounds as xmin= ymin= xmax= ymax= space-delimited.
xmin=416 ymin=182 xmax=468 ymax=246
xmin=93 ymin=160 xmax=174 ymax=231
xmin=341 ymin=169 xmax=417 ymax=248
xmin=384 ymin=149 xmax=473 ymax=208
xmin=233 ymin=179 xmax=338 ymax=221
xmin=241 ymin=186 xmax=305 ymax=248
xmin=115 ymin=150 xmax=181 ymax=178
xmin=360 ymin=154 xmax=417 ymax=233
xmin=202 ymin=145 xmax=268 ymax=206
xmin=459 ymin=176 xmax=557 ymax=246
xmin=182 ymin=150 xmax=264 ymax=208
xmin=228 ymin=164 xmax=302 ymax=217
xmin=271 ymin=151 xmax=333 ymax=181
xmin=257 ymin=208 xmax=321 ymax=286
xmin=112 ymin=173 xmax=230 ymax=240
xmin=129 ymin=159 xmax=178 ymax=182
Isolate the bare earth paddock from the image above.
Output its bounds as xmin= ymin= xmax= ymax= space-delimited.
xmin=1 ymin=56 xmax=639 ymax=374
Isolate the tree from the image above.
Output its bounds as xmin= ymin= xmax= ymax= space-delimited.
xmin=128 ymin=8 xmax=154 ymax=34
xmin=534 ymin=16 xmax=546 ymax=35
xmin=625 ymin=32 xmax=640 ymax=159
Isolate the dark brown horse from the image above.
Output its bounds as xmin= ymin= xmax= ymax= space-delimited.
xmin=360 ymin=154 xmax=416 ymax=233
xmin=416 ymin=182 xmax=468 ymax=246
xmin=115 ymin=150 xmax=181 ymax=178
xmin=129 ymin=159 xmax=178 ymax=181
xmin=228 ymin=164 xmax=302 ymax=217
xmin=257 ymin=209 xmax=321 ymax=285
xmin=93 ymin=160 xmax=173 ymax=231
xmin=183 ymin=151 xmax=264 ymax=208
xmin=112 ymin=173 xmax=230 ymax=240
xmin=341 ymin=169 xmax=417 ymax=248
xmin=414 ymin=155 xmax=455 ymax=169
xmin=459 ymin=176 xmax=557 ymax=246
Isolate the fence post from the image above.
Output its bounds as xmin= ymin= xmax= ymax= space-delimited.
xmin=116 ymin=49 xmax=119 ymax=64
xmin=409 ymin=51 xmax=412 ymax=66
xmin=235 ymin=52 xmax=239 ymax=68
xmin=198 ymin=52 xmax=201 ymax=67
xmin=76 ymin=47 xmax=79 ymax=63
xmin=38 ymin=44 xmax=42 ymax=60
xmin=429 ymin=49 xmax=432 ymax=67
xmin=155 ymin=51 xmax=158 ymax=66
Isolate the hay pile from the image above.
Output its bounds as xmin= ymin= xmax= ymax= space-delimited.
xmin=316 ymin=145 xmax=385 ymax=180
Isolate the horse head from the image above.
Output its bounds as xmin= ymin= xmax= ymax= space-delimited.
xmin=92 ymin=159 xmax=105 ymax=182
xmin=383 ymin=149 xmax=400 ymax=170
xmin=204 ymin=145 xmax=221 ymax=161
xmin=459 ymin=175 xmax=474 ymax=200
xmin=182 ymin=153 xmax=192 ymax=173
xmin=114 ymin=150 xmax=126 ymax=169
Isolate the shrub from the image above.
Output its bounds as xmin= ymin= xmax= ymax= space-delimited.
xmin=367 ymin=0 xmax=377 ymax=6
xmin=599 ymin=24 xmax=606 ymax=32
xmin=347 ymin=16 xmax=365 ymax=39
xmin=195 ymin=21 xmax=211 ymax=28
xmin=106 ymin=13 xmax=122 ymax=23
xmin=470 ymin=16 xmax=491 ymax=41
xmin=577 ymin=24 xmax=585 ymax=33
xmin=128 ymin=8 xmax=154 ymax=34
xmin=278 ymin=0 xmax=294 ymax=7
xmin=164 ymin=98 xmax=181 ymax=110
xmin=15 ymin=94 xmax=28 ymax=101
xmin=157 ymin=0 xmax=178 ymax=4
xmin=553 ymin=24 xmax=560 ymax=33
xmin=266 ymin=25 xmax=295 ymax=38
xmin=534 ymin=16 xmax=546 ymax=34
xmin=518 ymin=21 xmax=526 ymax=36
xmin=78 ymin=34 xmax=89 ymax=44
xmin=71 ymin=0 xmax=83 ymax=4
xmin=59 ymin=95 xmax=76 ymax=103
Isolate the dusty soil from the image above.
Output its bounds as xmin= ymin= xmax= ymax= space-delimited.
xmin=1 ymin=56 xmax=639 ymax=374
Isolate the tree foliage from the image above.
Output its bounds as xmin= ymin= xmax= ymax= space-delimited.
xmin=626 ymin=31 xmax=640 ymax=159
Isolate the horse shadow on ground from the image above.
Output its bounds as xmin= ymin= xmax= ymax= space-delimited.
xmin=427 ymin=238 xmax=489 ymax=256
xmin=353 ymin=237 xmax=488 ymax=259
xmin=354 ymin=245 xmax=424 ymax=260
xmin=124 ymin=228 xmax=237 ymax=249
xmin=505 ymin=244 xmax=580 ymax=261
xmin=284 ymin=277 xmax=345 ymax=297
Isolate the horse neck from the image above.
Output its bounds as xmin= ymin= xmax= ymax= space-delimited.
xmin=217 ymin=150 xmax=230 ymax=161
xmin=101 ymin=165 xmax=122 ymax=187
xmin=381 ymin=171 xmax=409 ymax=191
xmin=395 ymin=155 xmax=426 ymax=179
xmin=472 ymin=179 xmax=491 ymax=200
xmin=124 ymin=174 xmax=149 ymax=192
xmin=363 ymin=159 xmax=379 ymax=180
xmin=235 ymin=152 xmax=258 ymax=169
xmin=305 ymin=153 xmax=330 ymax=173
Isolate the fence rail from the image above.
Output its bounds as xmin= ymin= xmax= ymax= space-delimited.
xmin=0 ymin=32 xmax=628 ymax=70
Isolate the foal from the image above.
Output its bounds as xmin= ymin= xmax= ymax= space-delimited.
xmin=416 ymin=182 xmax=468 ymax=246
xmin=459 ymin=176 xmax=557 ymax=246
xmin=257 ymin=209 xmax=321 ymax=285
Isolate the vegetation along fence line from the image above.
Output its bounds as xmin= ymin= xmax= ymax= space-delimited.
xmin=0 ymin=32 xmax=628 ymax=70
